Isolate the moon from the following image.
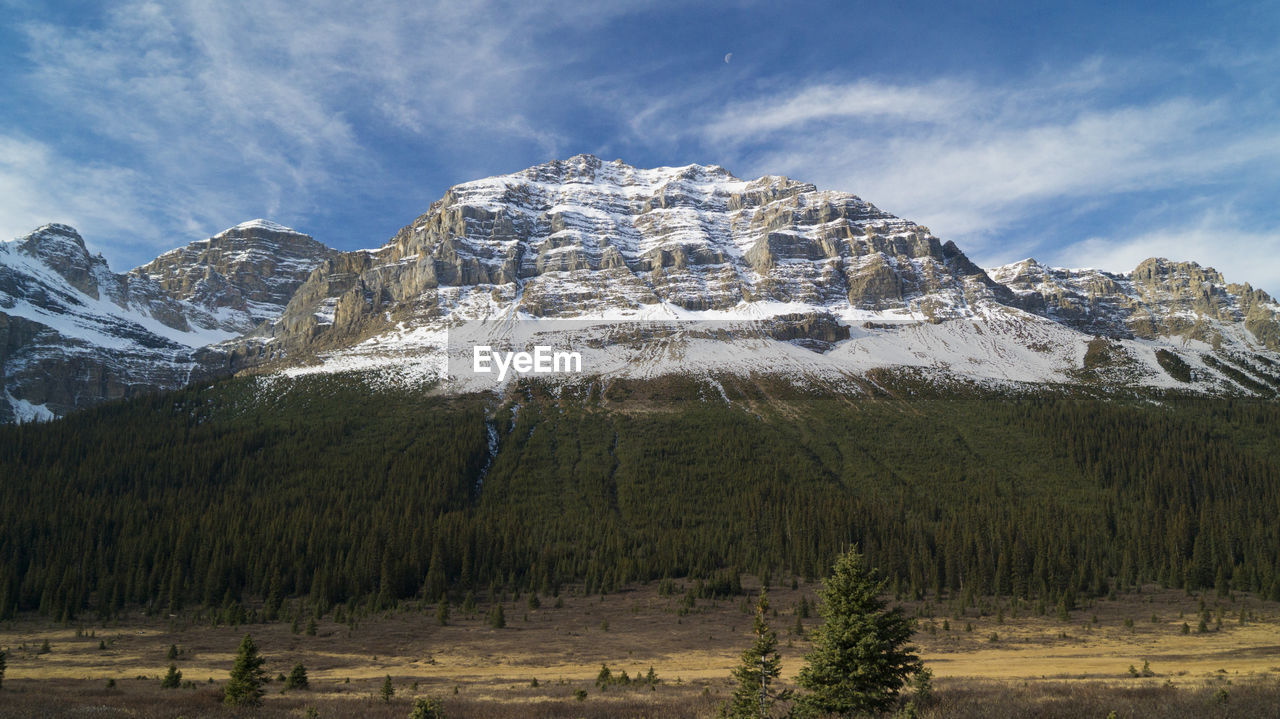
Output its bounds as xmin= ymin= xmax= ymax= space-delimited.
xmin=724 ymin=52 xmax=733 ymax=64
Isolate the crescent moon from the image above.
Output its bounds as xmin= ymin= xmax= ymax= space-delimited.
xmin=724 ymin=53 xmax=733 ymax=64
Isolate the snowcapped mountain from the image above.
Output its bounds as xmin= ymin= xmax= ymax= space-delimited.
xmin=989 ymin=257 xmax=1280 ymax=351
xmin=133 ymin=219 xmax=336 ymax=333
xmin=0 ymin=222 xmax=332 ymax=423
xmin=244 ymin=155 xmax=1013 ymax=377
xmin=5 ymin=155 xmax=1280 ymax=422
xmin=239 ymin=155 xmax=1280 ymax=398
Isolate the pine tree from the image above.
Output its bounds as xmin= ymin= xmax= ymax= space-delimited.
xmin=0 ymin=648 xmax=6 ymax=690
xmin=380 ymin=673 xmax=395 ymax=702
xmin=720 ymin=589 xmax=791 ymax=718
xmin=489 ymin=603 xmax=505 ymax=629
xmin=161 ymin=663 xmax=182 ymax=688
xmin=423 ymin=539 xmax=446 ymax=602
xmin=223 ymin=634 xmax=268 ymax=706
xmin=595 ymin=663 xmax=613 ymax=689
xmin=408 ymin=696 xmax=447 ymax=719
xmin=797 ymin=548 xmax=923 ymax=716
xmin=436 ymin=601 xmax=449 ymax=626
xmin=285 ymin=663 xmax=309 ymax=690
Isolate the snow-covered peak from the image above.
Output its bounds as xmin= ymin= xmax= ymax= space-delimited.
xmin=14 ymin=223 xmax=89 ymax=255
xmin=11 ymin=222 xmax=83 ymax=243
xmin=449 ymin=154 xmax=755 ymax=201
xmin=133 ymin=221 xmax=335 ymax=332
xmin=214 ymin=218 xmax=305 ymax=237
xmin=0 ymin=220 xmax=337 ymax=423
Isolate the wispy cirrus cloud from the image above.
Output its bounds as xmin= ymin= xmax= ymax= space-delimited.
xmin=631 ymin=63 xmax=1280 ymax=291
xmin=4 ymin=0 xmax=657 ymax=265
xmin=702 ymin=79 xmax=973 ymax=141
xmin=5 ymin=0 xmax=1279 ymax=298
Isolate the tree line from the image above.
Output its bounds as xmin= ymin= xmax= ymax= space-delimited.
xmin=0 ymin=373 xmax=1278 ymax=622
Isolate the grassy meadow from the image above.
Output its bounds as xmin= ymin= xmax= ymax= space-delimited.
xmin=2 ymin=580 xmax=1278 ymax=718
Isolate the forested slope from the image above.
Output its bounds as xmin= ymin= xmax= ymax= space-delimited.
xmin=2 ymin=374 xmax=1278 ymax=622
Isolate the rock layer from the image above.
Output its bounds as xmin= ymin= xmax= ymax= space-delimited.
xmin=0 ymin=222 xmax=331 ymax=422
xmin=5 ymin=156 xmax=1280 ymax=421
xmin=258 ymin=155 xmax=1008 ymax=359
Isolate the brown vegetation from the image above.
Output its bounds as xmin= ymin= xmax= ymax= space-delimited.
xmin=1 ymin=581 xmax=1278 ymax=718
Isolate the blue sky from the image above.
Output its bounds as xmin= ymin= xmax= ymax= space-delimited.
xmin=2 ymin=0 xmax=1279 ymax=293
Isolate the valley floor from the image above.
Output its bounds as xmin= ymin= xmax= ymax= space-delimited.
xmin=1 ymin=582 xmax=1278 ymax=718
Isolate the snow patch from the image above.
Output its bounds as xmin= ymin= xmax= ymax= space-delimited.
xmin=6 ymin=390 xmax=54 ymax=424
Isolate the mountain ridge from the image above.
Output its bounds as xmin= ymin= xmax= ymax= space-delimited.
xmin=4 ymin=154 xmax=1279 ymax=421
xmin=232 ymin=154 xmax=1280 ymax=397
xmin=0 ymin=221 xmax=333 ymax=422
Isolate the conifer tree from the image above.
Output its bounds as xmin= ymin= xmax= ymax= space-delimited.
xmin=797 ymin=548 xmax=922 ymax=716
xmin=223 ymin=634 xmax=267 ymax=706
xmin=596 ymin=663 xmax=613 ymax=689
xmin=380 ymin=673 xmax=394 ymax=702
xmin=161 ymin=663 xmax=182 ymax=688
xmin=423 ymin=539 xmax=446 ymax=602
xmin=0 ymin=648 xmax=6 ymax=690
xmin=408 ymin=696 xmax=447 ymax=719
xmin=720 ymin=589 xmax=791 ymax=718
xmin=285 ymin=663 xmax=309 ymax=690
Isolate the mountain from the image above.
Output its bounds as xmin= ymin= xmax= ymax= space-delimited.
xmin=989 ymin=257 xmax=1280 ymax=350
xmin=0 ymin=222 xmax=333 ymax=423
xmin=237 ymin=154 xmax=1280 ymax=397
xmin=132 ymin=219 xmax=337 ymax=332
xmin=4 ymin=155 xmax=1280 ymax=423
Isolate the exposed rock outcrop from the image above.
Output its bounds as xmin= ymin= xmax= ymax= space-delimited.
xmin=0 ymin=222 xmax=332 ymax=422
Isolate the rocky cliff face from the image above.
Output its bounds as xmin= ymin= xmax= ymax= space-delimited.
xmin=989 ymin=257 xmax=1280 ymax=352
xmin=0 ymin=222 xmax=331 ymax=423
xmin=6 ymin=156 xmax=1280 ymax=422
xmin=247 ymin=156 xmax=1280 ymax=398
xmin=257 ymin=155 xmax=1009 ymax=359
xmin=133 ymin=219 xmax=336 ymax=332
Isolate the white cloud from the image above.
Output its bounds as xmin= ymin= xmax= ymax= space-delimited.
xmin=702 ymin=80 xmax=972 ymax=141
xmin=1057 ymin=212 xmax=1280 ymax=297
xmin=7 ymin=0 xmax=652 ymax=265
xmin=657 ymin=71 xmax=1280 ymax=279
xmin=0 ymin=133 xmax=248 ymax=263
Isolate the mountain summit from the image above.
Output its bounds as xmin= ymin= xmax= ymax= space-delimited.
xmin=253 ymin=155 xmax=1007 ymax=356
xmin=240 ymin=155 xmax=1280 ymax=396
xmin=0 ymin=222 xmax=333 ymax=422
xmin=3 ymin=156 xmax=1279 ymax=421
xmin=133 ymin=219 xmax=335 ymax=332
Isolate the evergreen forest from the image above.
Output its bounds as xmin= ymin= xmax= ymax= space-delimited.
xmin=1 ymin=373 xmax=1278 ymax=622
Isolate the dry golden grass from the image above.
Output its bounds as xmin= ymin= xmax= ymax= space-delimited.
xmin=1 ymin=581 xmax=1278 ymax=717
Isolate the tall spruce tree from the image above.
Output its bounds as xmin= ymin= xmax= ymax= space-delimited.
xmin=797 ymin=548 xmax=922 ymax=716
xmin=223 ymin=634 xmax=267 ymax=706
xmin=720 ymin=589 xmax=791 ymax=718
